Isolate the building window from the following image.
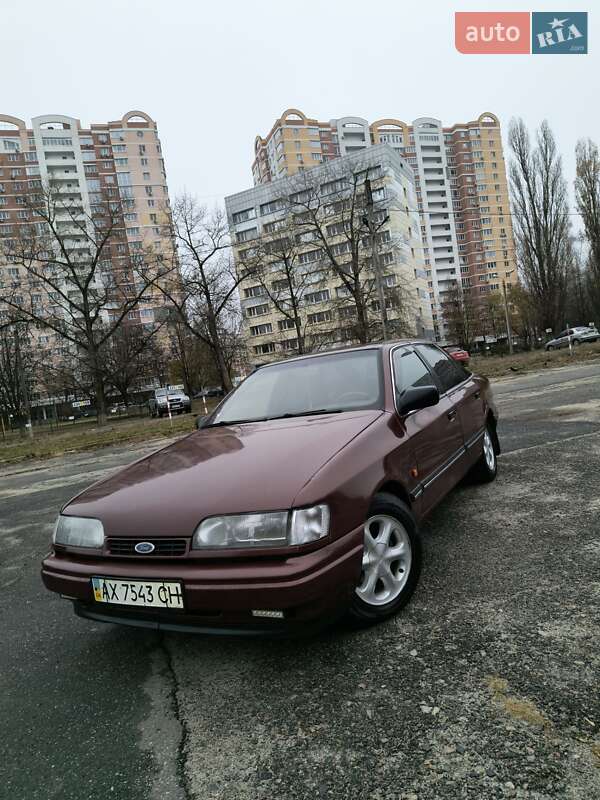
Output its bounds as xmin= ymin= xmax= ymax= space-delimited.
xmin=303 ymin=289 xmax=330 ymax=304
xmin=307 ymin=310 xmax=332 ymax=324
xmin=237 ymin=227 xmax=258 ymax=243
xmin=254 ymin=342 xmax=276 ymax=354
xmin=250 ymin=322 xmax=273 ymax=336
xmin=278 ymin=318 xmax=296 ymax=331
xmin=246 ymin=303 xmax=269 ymax=317
xmin=244 ymin=285 xmax=267 ymax=299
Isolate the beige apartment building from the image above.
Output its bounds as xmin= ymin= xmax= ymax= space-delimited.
xmin=0 ymin=110 xmax=174 ymax=401
xmin=226 ymin=145 xmax=434 ymax=364
xmin=252 ymin=108 xmax=517 ymax=343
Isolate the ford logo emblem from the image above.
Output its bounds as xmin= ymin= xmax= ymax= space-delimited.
xmin=134 ymin=541 xmax=155 ymax=554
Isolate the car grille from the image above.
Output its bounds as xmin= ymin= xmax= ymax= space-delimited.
xmin=107 ymin=538 xmax=188 ymax=557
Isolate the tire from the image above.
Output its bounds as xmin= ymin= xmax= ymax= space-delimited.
xmin=546 ymin=344 xmax=554 ymax=351
xmin=573 ymin=339 xmax=581 ymax=346
xmin=469 ymin=425 xmax=498 ymax=483
xmin=348 ymin=493 xmax=422 ymax=625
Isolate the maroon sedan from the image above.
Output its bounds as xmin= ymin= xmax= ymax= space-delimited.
xmin=42 ymin=342 xmax=499 ymax=634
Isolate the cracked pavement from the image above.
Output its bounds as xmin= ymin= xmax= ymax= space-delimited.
xmin=1 ymin=362 xmax=599 ymax=799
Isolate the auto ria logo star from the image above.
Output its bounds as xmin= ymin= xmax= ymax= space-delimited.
xmin=531 ymin=12 xmax=588 ymax=54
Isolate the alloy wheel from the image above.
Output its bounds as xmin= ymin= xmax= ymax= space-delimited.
xmin=356 ymin=515 xmax=412 ymax=607
xmin=483 ymin=430 xmax=495 ymax=471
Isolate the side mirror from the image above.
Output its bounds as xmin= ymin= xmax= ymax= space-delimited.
xmin=397 ymin=385 xmax=440 ymax=416
xmin=195 ymin=415 xmax=208 ymax=430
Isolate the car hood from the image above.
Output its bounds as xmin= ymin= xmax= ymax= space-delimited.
xmin=64 ymin=410 xmax=383 ymax=537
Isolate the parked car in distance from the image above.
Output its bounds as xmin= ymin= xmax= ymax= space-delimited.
xmin=109 ymin=403 xmax=127 ymax=415
xmin=545 ymin=326 xmax=599 ymax=351
xmin=148 ymin=385 xmax=191 ymax=417
xmin=42 ymin=342 xmax=500 ymax=636
xmin=444 ymin=345 xmax=470 ymax=364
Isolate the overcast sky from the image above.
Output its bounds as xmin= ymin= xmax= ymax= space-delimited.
xmin=2 ymin=0 xmax=597 ymax=216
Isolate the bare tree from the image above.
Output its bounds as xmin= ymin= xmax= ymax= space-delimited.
xmin=100 ymin=323 xmax=166 ymax=407
xmin=148 ymin=195 xmax=249 ymax=391
xmin=243 ymin=210 xmax=331 ymax=354
xmin=0 ymin=317 xmax=34 ymax=437
xmin=441 ymin=284 xmax=479 ymax=349
xmin=575 ymin=138 xmax=600 ymax=314
xmin=509 ymin=119 xmax=571 ymax=334
xmin=276 ymin=162 xmax=414 ymax=345
xmin=0 ymin=183 xmax=170 ymax=424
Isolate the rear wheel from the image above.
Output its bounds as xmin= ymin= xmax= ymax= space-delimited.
xmin=573 ymin=339 xmax=581 ymax=346
xmin=348 ymin=494 xmax=421 ymax=625
xmin=470 ymin=426 xmax=497 ymax=483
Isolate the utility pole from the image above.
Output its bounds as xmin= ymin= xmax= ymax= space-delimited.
xmin=363 ymin=176 xmax=389 ymax=341
xmin=502 ymin=270 xmax=515 ymax=356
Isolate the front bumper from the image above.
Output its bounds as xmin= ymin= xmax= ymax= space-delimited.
xmin=41 ymin=527 xmax=363 ymax=635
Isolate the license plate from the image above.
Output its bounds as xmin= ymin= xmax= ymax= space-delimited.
xmin=91 ymin=577 xmax=184 ymax=609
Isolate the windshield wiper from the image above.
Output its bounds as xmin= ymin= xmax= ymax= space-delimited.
xmin=266 ymin=409 xmax=345 ymax=421
xmin=202 ymin=417 xmax=269 ymax=428
xmin=203 ymin=409 xmax=345 ymax=428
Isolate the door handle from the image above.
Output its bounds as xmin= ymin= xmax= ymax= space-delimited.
xmin=447 ymin=409 xmax=457 ymax=421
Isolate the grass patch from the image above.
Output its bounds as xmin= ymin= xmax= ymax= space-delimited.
xmin=470 ymin=341 xmax=600 ymax=380
xmin=0 ymin=400 xmax=218 ymax=466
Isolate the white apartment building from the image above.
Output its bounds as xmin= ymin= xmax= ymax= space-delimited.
xmin=227 ymin=145 xmax=434 ymax=364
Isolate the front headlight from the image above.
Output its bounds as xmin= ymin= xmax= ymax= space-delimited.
xmin=290 ymin=505 xmax=330 ymax=545
xmin=192 ymin=504 xmax=329 ymax=549
xmin=53 ymin=515 xmax=104 ymax=548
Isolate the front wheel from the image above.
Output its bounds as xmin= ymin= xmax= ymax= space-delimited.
xmin=469 ymin=427 xmax=497 ymax=483
xmin=348 ymin=494 xmax=422 ymax=625
xmin=546 ymin=344 xmax=554 ymax=351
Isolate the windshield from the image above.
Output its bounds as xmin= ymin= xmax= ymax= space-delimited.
xmin=212 ymin=349 xmax=383 ymax=424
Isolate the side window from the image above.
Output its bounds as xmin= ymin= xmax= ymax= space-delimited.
xmin=415 ymin=345 xmax=466 ymax=394
xmin=392 ymin=348 xmax=435 ymax=401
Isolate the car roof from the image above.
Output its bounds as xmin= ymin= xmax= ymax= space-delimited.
xmin=255 ymin=339 xmax=435 ymax=370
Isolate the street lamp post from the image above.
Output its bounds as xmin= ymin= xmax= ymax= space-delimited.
xmin=502 ymin=270 xmax=515 ymax=356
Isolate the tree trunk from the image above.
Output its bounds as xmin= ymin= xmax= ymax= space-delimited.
xmin=294 ymin=313 xmax=304 ymax=354
xmin=90 ymin=349 xmax=107 ymax=426
xmin=205 ymin=313 xmax=232 ymax=391
xmin=355 ymin=292 xmax=369 ymax=344
xmin=214 ymin=345 xmax=232 ymax=392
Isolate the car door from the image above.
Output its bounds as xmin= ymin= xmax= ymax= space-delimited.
xmin=391 ymin=346 xmax=465 ymax=515
xmin=415 ymin=343 xmax=486 ymax=467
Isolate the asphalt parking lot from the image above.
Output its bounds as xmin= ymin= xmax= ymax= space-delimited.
xmin=1 ymin=362 xmax=599 ymax=800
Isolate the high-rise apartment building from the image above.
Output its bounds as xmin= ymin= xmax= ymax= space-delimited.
xmin=252 ymin=109 xmax=516 ymax=342
xmin=0 ymin=110 xmax=174 ymax=396
xmin=227 ymin=145 xmax=434 ymax=363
